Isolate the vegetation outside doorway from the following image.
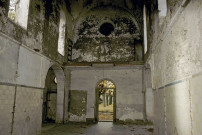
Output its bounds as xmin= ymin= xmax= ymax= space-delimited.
xmin=95 ymin=79 xmax=116 ymax=122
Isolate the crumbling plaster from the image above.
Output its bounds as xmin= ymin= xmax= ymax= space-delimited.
xmin=0 ymin=0 xmax=71 ymax=64
xmin=66 ymin=66 xmax=144 ymax=122
xmin=62 ymin=0 xmax=144 ymax=62
xmin=147 ymin=0 xmax=202 ymax=135
xmin=72 ymin=9 xmax=142 ymax=62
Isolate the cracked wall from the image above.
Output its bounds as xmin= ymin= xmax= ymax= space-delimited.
xmin=67 ymin=66 xmax=144 ymax=122
xmin=62 ymin=0 xmax=144 ymax=62
xmin=73 ymin=12 xmax=142 ymax=62
xmin=0 ymin=0 xmax=71 ymax=64
xmin=148 ymin=0 xmax=202 ymax=135
xmin=0 ymin=0 xmax=69 ymax=134
xmin=68 ymin=90 xmax=87 ymax=122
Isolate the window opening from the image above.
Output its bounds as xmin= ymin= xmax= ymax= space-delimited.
xmin=58 ymin=10 xmax=66 ymax=56
xmin=8 ymin=0 xmax=30 ymax=29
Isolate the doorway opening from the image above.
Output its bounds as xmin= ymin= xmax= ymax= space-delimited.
xmin=42 ymin=67 xmax=57 ymax=124
xmin=95 ymin=80 xmax=116 ymax=122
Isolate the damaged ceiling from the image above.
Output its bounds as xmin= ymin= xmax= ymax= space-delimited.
xmin=63 ymin=0 xmax=145 ymax=62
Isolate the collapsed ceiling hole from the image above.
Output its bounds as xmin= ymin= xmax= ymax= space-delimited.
xmin=99 ymin=22 xmax=114 ymax=36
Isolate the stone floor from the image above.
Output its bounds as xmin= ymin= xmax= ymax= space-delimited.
xmin=38 ymin=122 xmax=153 ymax=135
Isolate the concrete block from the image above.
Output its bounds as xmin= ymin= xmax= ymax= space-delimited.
xmin=190 ymin=73 xmax=202 ymax=135
xmin=12 ymin=86 xmax=42 ymax=135
xmin=0 ymin=85 xmax=15 ymax=135
xmin=0 ymin=35 xmax=19 ymax=84
xmin=17 ymin=46 xmax=42 ymax=88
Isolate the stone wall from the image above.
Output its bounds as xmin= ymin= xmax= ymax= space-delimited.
xmin=0 ymin=85 xmax=43 ymax=135
xmin=12 ymin=86 xmax=43 ymax=135
xmin=66 ymin=66 xmax=144 ymax=122
xmin=148 ymin=0 xmax=202 ymax=134
xmin=0 ymin=0 xmax=69 ymax=134
xmin=72 ymin=10 xmax=143 ymax=62
xmin=0 ymin=85 xmax=15 ymax=135
xmin=68 ymin=90 xmax=87 ymax=122
xmin=0 ymin=31 xmax=64 ymax=134
xmin=0 ymin=0 xmax=70 ymax=64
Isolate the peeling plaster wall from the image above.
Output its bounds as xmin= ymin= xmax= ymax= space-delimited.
xmin=72 ymin=8 xmax=143 ymax=62
xmin=148 ymin=0 xmax=202 ymax=135
xmin=0 ymin=0 xmax=70 ymax=64
xmin=67 ymin=66 xmax=144 ymax=122
xmin=62 ymin=0 xmax=144 ymax=62
xmin=0 ymin=33 xmax=53 ymax=135
xmin=68 ymin=90 xmax=87 ymax=122
xmin=72 ymin=11 xmax=141 ymax=62
xmin=0 ymin=28 xmax=53 ymax=135
xmin=0 ymin=0 xmax=70 ymax=133
xmin=0 ymin=0 xmax=147 ymax=134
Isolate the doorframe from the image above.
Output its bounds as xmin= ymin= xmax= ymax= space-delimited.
xmin=94 ymin=79 xmax=116 ymax=123
xmin=42 ymin=64 xmax=65 ymax=124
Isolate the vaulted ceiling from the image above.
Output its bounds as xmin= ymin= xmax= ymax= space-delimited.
xmin=63 ymin=0 xmax=147 ymax=62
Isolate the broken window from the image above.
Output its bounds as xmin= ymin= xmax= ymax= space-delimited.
xmin=8 ymin=0 xmax=30 ymax=29
xmin=57 ymin=10 xmax=66 ymax=56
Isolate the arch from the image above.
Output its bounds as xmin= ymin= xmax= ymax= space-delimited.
xmin=98 ymin=20 xmax=116 ymax=30
xmin=95 ymin=78 xmax=117 ymax=89
xmin=73 ymin=8 xmax=141 ymax=42
xmin=43 ymin=63 xmax=65 ymax=124
xmin=94 ymin=79 xmax=116 ymax=122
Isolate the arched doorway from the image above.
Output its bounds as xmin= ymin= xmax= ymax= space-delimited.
xmin=42 ymin=64 xmax=65 ymax=125
xmin=42 ymin=67 xmax=57 ymax=123
xmin=95 ymin=79 xmax=116 ymax=122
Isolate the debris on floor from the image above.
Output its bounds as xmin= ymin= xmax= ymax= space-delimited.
xmin=38 ymin=122 xmax=153 ymax=135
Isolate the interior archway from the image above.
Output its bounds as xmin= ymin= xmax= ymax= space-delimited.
xmin=95 ymin=79 xmax=116 ymax=122
xmin=42 ymin=64 xmax=65 ymax=125
xmin=42 ymin=67 xmax=57 ymax=123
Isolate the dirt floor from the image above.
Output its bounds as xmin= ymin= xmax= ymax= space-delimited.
xmin=38 ymin=122 xmax=153 ymax=135
xmin=98 ymin=103 xmax=113 ymax=121
xmin=99 ymin=112 xmax=113 ymax=121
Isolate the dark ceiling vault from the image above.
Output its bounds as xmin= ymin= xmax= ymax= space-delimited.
xmin=62 ymin=0 xmax=149 ymax=62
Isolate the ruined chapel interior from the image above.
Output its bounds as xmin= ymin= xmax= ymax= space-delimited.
xmin=0 ymin=0 xmax=202 ymax=135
